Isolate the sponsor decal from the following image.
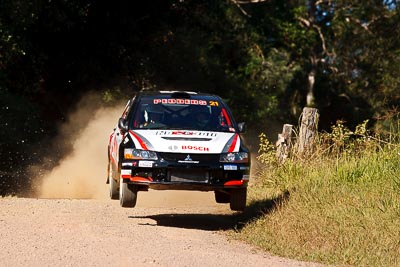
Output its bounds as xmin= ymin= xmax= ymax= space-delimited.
xmin=138 ymin=161 xmax=153 ymax=168
xmin=182 ymin=145 xmax=209 ymax=152
xmin=242 ymin=175 xmax=250 ymax=180
xmin=161 ymin=137 xmax=212 ymax=141
xmin=209 ymin=100 xmax=219 ymax=106
xmin=168 ymin=145 xmax=178 ymax=151
xmin=240 ymin=166 xmax=250 ymax=170
xmin=153 ymin=99 xmax=207 ymax=105
xmin=223 ymin=165 xmax=238 ymax=170
xmin=122 ymin=162 xmax=133 ymax=167
xmin=156 ymin=130 xmax=217 ymax=137
xmin=172 ymin=131 xmax=193 ymax=135
xmin=123 ymin=137 xmax=129 ymax=144
xmin=178 ymin=154 xmax=199 ymax=164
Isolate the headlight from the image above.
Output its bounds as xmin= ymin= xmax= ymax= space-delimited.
xmin=220 ymin=152 xmax=248 ymax=163
xmin=124 ymin=148 xmax=158 ymax=160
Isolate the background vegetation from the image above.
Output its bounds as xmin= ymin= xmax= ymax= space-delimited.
xmin=235 ymin=120 xmax=400 ymax=266
xmin=2 ymin=1 xmax=399 ymax=131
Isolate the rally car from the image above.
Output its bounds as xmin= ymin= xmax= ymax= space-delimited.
xmin=107 ymin=91 xmax=250 ymax=211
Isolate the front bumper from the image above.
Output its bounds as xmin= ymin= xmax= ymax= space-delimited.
xmin=120 ymin=154 xmax=250 ymax=191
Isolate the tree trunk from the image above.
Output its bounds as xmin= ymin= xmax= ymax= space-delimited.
xmin=307 ymin=54 xmax=317 ymax=106
xmin=297 ymin=107 xmax=319 ymax=156
xmin=276 ymin=124 xmax=293 ymax=163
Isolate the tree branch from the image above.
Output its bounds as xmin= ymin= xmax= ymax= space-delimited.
xmin=312 ymin=24 xmax=327 ymax=55
xmin=315 ymin=0 xmax=334 ymax=6
xmin=235 ymin=0 xmax=271 ymax=4
xmin=346 ymin=16 xmax=378 ymax=34
xmin=297 ymin=16 xmax=310 ymax=27
xmin=230 ymin=0 xmax=251 ymax=17
xmin=297 ymin=17 xmax=328 ymax=56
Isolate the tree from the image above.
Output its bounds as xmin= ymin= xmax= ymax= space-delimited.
xmin=235 ymin=0 xmax=399 ymax=129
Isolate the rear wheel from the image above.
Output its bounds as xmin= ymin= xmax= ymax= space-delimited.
xmin=108 ymin=161 xmax=119 ymax=200
xmin=230 ymin=188 xmax=247 ymax=211
xmin=214 ymin=191 xmax=230 ymax=203
xmin=119 ymin=179 xmax=137 ymax=208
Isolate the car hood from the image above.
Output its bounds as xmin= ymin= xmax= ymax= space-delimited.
xmin=129 ymin=130 xmax=240 ymax=153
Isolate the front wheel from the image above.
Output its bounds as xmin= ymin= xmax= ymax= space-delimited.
xmin=119 ymin=179 xmax=138 ymax=208
xmin=230 ymin=188 xmax=247 ymax=211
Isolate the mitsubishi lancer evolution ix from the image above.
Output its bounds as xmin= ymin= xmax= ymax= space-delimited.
xmin=107 ymin=91 xmax=250 ymax=211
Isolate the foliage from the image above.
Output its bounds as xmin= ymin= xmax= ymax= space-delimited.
xmin=330 ymin=1 xmax=400 ymax=112
xmin=236 ymin=121 xmax=400 ymax=266
xmin=256 ymin=133 xmax=276 ymax=165
xmin=1 ymin=0 xmax=399 ymax=122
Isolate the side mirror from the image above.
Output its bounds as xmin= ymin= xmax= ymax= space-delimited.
xmin=237 ymin=122 xmax=246 ymax=133
xmin=118 ymin=118 xmax=128 ymax=133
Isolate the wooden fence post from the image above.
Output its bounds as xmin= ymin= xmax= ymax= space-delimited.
xmin=276 ymin=124 xmax=293 ymax=163
xmin=297 ymin=107 xmax=319 ymax=156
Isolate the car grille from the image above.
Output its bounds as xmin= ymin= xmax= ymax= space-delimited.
xmin=159 ymin=152 xmax=220 ymax=163
xmin=169 ymin=169 xmax=209 ymax=183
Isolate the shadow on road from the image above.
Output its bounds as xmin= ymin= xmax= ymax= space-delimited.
xmin=130 ymin=213 xmax=240 ymax=231
xmin=128 ymin=190 xmax=290 ymax=231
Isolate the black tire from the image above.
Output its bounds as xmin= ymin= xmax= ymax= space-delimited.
xmin=119 ymin=179 xmax=138 ymax=208
xmin=230 ymin=188 xmax=247 ymax=211
xmin=214 ymin=191 xmax=230 ymax=203
xmin=108 ymin=161 xmax=119 ymax=200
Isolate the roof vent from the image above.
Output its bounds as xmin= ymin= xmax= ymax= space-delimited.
xmin=170 ymin=91 xmax=193 ymax=99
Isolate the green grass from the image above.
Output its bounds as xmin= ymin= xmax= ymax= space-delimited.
xmin=233 ymin=124 xmax=400 ymax=266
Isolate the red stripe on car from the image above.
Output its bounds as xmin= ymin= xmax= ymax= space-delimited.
xmin=228 ymin=134 xmax=239 ymax=153
xmin=221 ymin=108 xmax=232 ymax=126
xmin=130 ymin=176 xmax=153 ymax=182
xmin=224 ymin=180 xmax=244 ymax=186
xmin=129 ymin=130 xmax=148 ymax=150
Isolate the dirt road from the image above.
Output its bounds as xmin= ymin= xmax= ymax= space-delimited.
xmin=0 ymin=191 xmax=320 ymax=267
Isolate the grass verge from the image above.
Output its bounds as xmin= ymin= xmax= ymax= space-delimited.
xmin=232 ymin=121 xmax=400 ymax=266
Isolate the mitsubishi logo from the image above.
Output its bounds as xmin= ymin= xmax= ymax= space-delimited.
xmin=178 ymin=154 xmax=199 ymax=164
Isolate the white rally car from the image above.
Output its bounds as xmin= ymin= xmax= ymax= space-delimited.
xmin=107 ymin=91 xmax=250 ymax=211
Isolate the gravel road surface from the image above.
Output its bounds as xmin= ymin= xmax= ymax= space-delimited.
xmin=0 ymin=191 xmax=321 ymax=267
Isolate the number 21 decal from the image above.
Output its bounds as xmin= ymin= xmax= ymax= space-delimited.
xmin=209 ymin=101 xmax=219 ymax=106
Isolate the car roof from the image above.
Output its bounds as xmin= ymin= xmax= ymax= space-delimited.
xmin=136 ymin=90 xmax=220 ymax=98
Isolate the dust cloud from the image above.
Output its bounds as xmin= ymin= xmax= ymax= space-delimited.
xmin=34 ymin=94 xmax=122 ymax=199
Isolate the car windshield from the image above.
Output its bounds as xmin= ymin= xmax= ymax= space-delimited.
xmin=130 ymin=95 xmax=236 ymax=132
